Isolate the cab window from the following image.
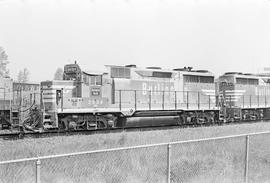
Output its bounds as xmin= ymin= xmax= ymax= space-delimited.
xmin=90 ymin=75 xmax=102 ymax=85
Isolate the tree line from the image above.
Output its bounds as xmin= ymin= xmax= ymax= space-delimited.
xmin=0 ymin=47 xmax=64 ymax=82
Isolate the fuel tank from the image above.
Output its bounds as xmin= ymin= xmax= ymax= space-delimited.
xmin=119 ymin=115 xmax=181 ymax=128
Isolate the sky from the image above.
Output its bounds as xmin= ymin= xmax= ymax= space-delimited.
xmin=0 ymin=0 xmax=270 ymax=82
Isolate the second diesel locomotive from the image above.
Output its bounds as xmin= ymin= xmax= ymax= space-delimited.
xmin=218 ymin=72 xmax=270 ymax=121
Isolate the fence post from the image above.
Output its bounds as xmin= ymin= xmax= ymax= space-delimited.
xmin=36 ymin=159 xmax=41 ymax=183
xmin=167 ymin=144 xmax=171 ymax=183
xmin=244 ymin=135 xmax=250 ymax=183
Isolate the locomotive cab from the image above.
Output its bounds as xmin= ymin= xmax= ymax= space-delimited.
xmin=41 ymin=62 xmax=114 ymax=130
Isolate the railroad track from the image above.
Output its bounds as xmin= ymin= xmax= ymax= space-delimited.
xmin=0 ymin=119 xmax=267 ymax=140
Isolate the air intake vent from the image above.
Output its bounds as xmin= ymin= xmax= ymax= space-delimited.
xmin=111 ymin=67 xmax=131 ymax=78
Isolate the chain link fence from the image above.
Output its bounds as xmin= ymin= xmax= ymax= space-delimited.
xmin=171 ymin=136 xmax=246 ymax=183
xmin=1 ymin=132 xmax=270 ymax=183
xmin=248 ymin=133 xmax=270 ymax=183
xmin=0 ymin=159 xmax=36 ymax=183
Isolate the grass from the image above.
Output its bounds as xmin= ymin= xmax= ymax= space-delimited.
xmin=1 ymin=122 xmax=270 ymax=182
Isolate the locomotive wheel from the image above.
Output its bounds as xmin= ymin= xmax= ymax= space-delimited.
xmin=87 ymin=121 xmax=107 ymax=129
xmin=87 ymin=116 xmax=108 ymax=129
xmin=97 ymin=121 xmax=106 ymax=128
xmin=177 ymin=115 xmax=185 ymax=126
xmin=59 ymin=118 xmax=69 ymax=131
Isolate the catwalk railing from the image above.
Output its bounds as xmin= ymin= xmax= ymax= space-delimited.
xmin=59 ymin=89 xmax=270 ymax=112
xmin=1 ymin=131 xmax=270 ymax=183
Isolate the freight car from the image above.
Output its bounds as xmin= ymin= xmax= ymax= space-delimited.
xmin=0 ymin=77 xmax=13 ymax=129
xmin=41 ymin=62 xmax=220 ymax=130
xmin=0 ymin=77 xmax=40 ymax=130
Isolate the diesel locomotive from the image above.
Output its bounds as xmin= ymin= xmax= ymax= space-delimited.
xmin=218 ymin=72 xmax=270 ymax=121
xmin=40 ymin=62 xmax=270 ymax=131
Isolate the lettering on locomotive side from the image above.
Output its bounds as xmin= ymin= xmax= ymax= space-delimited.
xmin=88 ymin=99 xmax=103 ymax=105
xmin=142 ymin=82 xmax=175 ymax=95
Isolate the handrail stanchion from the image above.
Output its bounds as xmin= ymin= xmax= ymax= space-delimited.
xmin=9 ymin=89 xmax=12 ymax=125
xmin=134 ymin=90 xmax=137 ymax=110
xmin=257 ymin=95 xmax=259 ymax=107
xmin=149 ymin=90 xmax=151 ymax=110
xmin=174 ymin=91 xmax=177 ymax=110
xmin=186 ymin=91 xmax=189 ymax=109
xmin=162 ymin=91 xmax=165 ymax=110
xmin=61 ymin=88 xmax=64 ymax=112
xmin=4 ymin=88 xmax=6 ymax=110
xmin=243 ymin=95 xmax=245 ymax=108
xmin=250 ymin=95 xmax=252 ymax=108
xmin=229 ymin=95 xmax=232 ymax=108
xmin=265 ymin=95 xmax=267 ymax=107
xmin=208 ymin=95 xmax=211 ymax=109
xmin=198 ymin=92 xmax=200 ymax=109
xmin=119 ymin=90 xmax=122 ymax=111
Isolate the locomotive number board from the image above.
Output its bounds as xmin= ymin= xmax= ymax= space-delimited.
xmin=91 ymin=88 xmax=101 ymax=96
